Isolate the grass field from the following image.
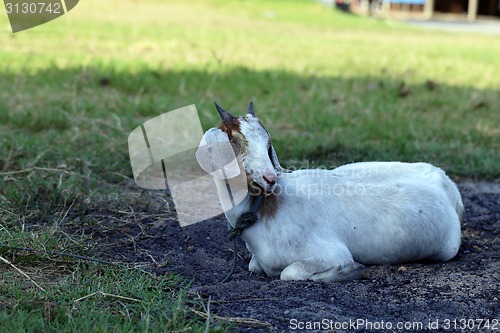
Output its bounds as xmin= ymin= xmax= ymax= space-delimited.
xmin=0 ymin=0 xmax=499 ymax=331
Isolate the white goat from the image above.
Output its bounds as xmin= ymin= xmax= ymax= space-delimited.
xmin=199 ymin=102 xmax=463 ymax=282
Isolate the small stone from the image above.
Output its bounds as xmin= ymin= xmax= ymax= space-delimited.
xmin=365 ymin=82 xmax=378 ymax=90
xmin=187 ymin=246 xmax=196 ymax=252
xmin=284 ymin=310 xmax=290 ymax=315
xmin=398 ymin=266 xmax=408 ymax=272
xmin=398 ymin=82 xmax=411 ymax=97
xmin=99 ymin=77 xmax=110 ymax=87
xmin=471 ymin=100 xmax=486 ymax=109
xmin=425 ymin=79 xmax=438 ymax=91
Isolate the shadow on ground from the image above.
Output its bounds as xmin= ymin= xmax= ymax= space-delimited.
xmin=1 ymin=66 xmax=499 ymax=179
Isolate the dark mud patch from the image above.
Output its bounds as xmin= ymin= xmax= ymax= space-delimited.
xmin=93 ymin=182 xmax=499 ymax=332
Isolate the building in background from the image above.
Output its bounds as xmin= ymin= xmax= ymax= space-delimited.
xmin=347 ymin=0 xmax=500 ymax=21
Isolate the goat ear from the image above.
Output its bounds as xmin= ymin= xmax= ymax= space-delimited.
xmin=214 ymin=102 xmax=235 ymax=123
xmin=247 ymin=101 xmax=256 ymax=117
xmin=269 ymin=144 xmax=284 ymax=173
xmin=196 ymin=128 xmax=241 ymax=179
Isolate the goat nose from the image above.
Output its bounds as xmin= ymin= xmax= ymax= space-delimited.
xmin=263 ymin=174 xmax=276 ymax=186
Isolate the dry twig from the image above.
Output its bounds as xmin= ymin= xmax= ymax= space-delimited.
xmin=73 ymin=291 xmax=142 ymax=303
xmin=0 ymin=255 xmax=46 ymax=292
xmin=0 ymin=167 xmax=70 ymax=177
xmin=0 ymin=244 xmax=117 ymax=266
xmin=191 ymin=308 xmax=274 ymax=330
xmin=204 ymin=296 xmax=212 ymax=333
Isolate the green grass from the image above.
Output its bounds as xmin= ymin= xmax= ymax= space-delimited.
xmin=0 ymin=0 xmax=498 ymax=178
xmin=0 ymin=265 xmax=214 ymax=332
xmin=0 ymin=174 xmax=224 ymax=332
xmin=0 ymin=0 xmax=499 ymax=331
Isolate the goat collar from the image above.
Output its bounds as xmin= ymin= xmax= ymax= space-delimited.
xmin=228 ymin=195 xmax=262 ymax=241
xmin=248 ymin=194 xmax=263 ymax=213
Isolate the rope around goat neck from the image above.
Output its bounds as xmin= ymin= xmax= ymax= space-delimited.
xmin=220 ymin=196 xmax=262 ymax=283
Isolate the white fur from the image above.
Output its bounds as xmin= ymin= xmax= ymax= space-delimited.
xmin=203 ymin=118 xmax=463 ymax=282
xmin=239 ymin=116 xmax=278 ymax=193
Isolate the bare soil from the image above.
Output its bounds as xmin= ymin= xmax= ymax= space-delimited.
xmin=94 ymin=182 xmax=499 ymax=332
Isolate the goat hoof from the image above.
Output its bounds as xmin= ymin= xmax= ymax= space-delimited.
xmin=249 ymin=256 xmax=264 ymax=274
xmin=312 ymin=262 xmax=369 ymax=282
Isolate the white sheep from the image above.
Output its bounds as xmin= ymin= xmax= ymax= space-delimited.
xmin=198 ymin=102 xmax=463 ymax=282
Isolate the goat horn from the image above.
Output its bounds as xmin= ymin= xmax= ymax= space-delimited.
xmin=214 ymin=102 xmax=235 ymax=123
xmin=247 ymin=101 xmax=256 ymax=117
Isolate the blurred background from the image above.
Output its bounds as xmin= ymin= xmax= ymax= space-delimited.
xmin=0 ymin=1 xmax=498 ymax=330
xmin=1 ymin=0 xmax=499 ymax=180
